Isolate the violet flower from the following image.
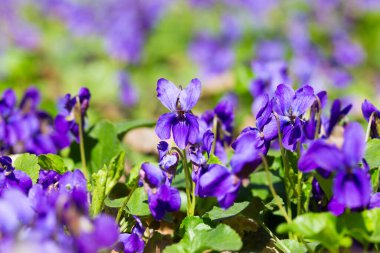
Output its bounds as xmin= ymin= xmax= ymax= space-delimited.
xmin=155 ymin=78 xmax=201 ymax=149
xmin=140 ymin=163 xmax=180 ymax=220
xmin=362 ymin=99 xmax=380 ymax=139
xmin=299 ymin=122 xmax=371 ymax=211
xmin=271 ymin=84 xmax=315 ymax=151
xmin=118 ymin=71 xmax=138 ymax=107
xmin=196 ymin=164 xmax=241 ymax=209
xmin=57 ymin=87 xmax=91 ymax=142
xmin=116 ymin=217 xmax=145 ymax=253
xmin=231 ymin=94 xmax=277 ymax=178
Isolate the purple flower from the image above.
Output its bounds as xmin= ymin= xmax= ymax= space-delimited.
xmin=140 ymin=163 xmax=180 ymax=220
xmin=75 ymin=214 xmax=119 ymax=253
xmin=231 ymin=95 xmax=277 ymax=178
xmin=362 ymin=99 xmax=380 ymax=139
xmin=155 ymin=78 xmax=201 ymax=149
xmin=0 ymin=156 xmax=32 ymax=194
xmin=116 ymin=217 xmax=145 ymax=253
xmin=118 ymin=71 xmax=138 ymax=107
xmin=157 ymin=141 xmax=178 ymax=181
xmin=299 ymin=123 xmax=371 ymax=211
xmin=250 ymin=60 xmax=289 ymax=99
xmin=197 ymin=164 xmax=241 ymax=209
xmin=57 ymin=87 xmax=91 ymax=141
xmin=272 ymin=84 xmax=315 ymax=151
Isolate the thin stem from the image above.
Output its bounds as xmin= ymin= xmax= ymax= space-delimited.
xmin=210 ymin=116 xmax=218 ymax=155
xmin=314 ymin=95 xmax=322 ymax=139
xmin=116 ymin=183 xmax=138 ymax=223
xmin=76 ymin=98 xmax=89 ymax=180
xmin=365 ymin=111 xmax=376 ymax=142
xmin=273 ymin=112 xmax=292 ymax=219
xmin=181 ymin=149 xmax=193 ymax=216
xmin=257 ymin=220 xmax=291 ymax=253
xmin=296 ymin=141 xmax=303 ymax=216
xmin=260 ymin=154 xmax=292 ymax=224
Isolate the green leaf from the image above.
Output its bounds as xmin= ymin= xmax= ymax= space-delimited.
xmin=207 ymin=154 xmax=223 ymax=165
xmin=105 ymin=151 xmax=126 ymax=194
xmin=125 ymin=187 xmax=151 ymax=216
xmin=277 ymin=212 xmax=352 ymax=251
xmin=365 ymin=138 xmax=380 ymax=168
xmin=115 ymin=119 xmax=156 ymax=138
xmin=250 ymin=170 xmax=284 ymax=200
xmin=203 ymin=201 xmax=249 ymax=221
xmin=314 ymin=172 xmax=333 ymax=199
xmin=276 ymin=239 xmax=319 ymax=253
xmin=90 ymin=121 xmax=123 ymax=173
xmin=126 ymin=163 xmax=141 ymax=189
xmin=13 ymin=154 xmax=40 ymax=183
xmin=104 ymin=196 xmax=126 ymax=208
xmin=371 ymin=168 xmax=379 ymax=192
xmin=38 ymin=154 xmax=67 ymax=174
xmin=164 ymin=216 xmax=242 ymax=253
xmin=90 ymin=165 xmax=108 ymax=216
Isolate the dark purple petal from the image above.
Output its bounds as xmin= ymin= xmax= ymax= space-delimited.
xmin=141 ymin=163 xmax=164 ymax=188
xmin=199 ymin=164 xmax=235 ymax=197
xmin=298 ymin=140 xmax=344 ymax=172
xmin=291 ymin=85 xmax=315 ymax=116
xmin=282 ymin=123 xmax=301 ymax=151
xmin=19 ymin=87 xmax=41 ymax=112
xmin=179 ymin=78 xmax=202 ymax=111
xmin=172 ymin=119 xmax=189 ymax=149
xmin=167 ymin=187 xmax=181 ymax=212
xmin=333 ymin=168 xmax=371 ymax=210
xmin=157 ymin=141 xmax=169 ymax=160
xmin=155 ymin=112 xmax=176 ymax=140
xmin=93 ymin=214 xmax=119 ymax=248
xmin=362 ymin=99 xmax=378 ymax=122
xmin=118 ymin=233 xmax=145 ymax=253
xmin=186 ymin=113 xmax=199 ymax=145
xmin=156 ymin=78 xmax=180 ymax=111
xmin=202 ymin=130 xmax=214 ymax=156
xmin=59 ymin=170 xmax=87 ymax=194
xmin=342 ymin=122 xmax=365 ymax=166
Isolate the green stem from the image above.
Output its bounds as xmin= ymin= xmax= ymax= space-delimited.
xmin=273 ymin=112 xmax=292 ymax=220
xmin=260 ymin=154 xmax=292 ymax=224
xmin=314 ymin=95 xmax=322 ymax=139
xmin=296 ymin=141 xmax=303 ymax=216
xmin=116 ymin=183 xmax=138 ymax=223
xmin=76 ymin=98 xmax=89 ymax=180
xmin=258 ymin=220 xmax=291 ymax=253
xmin=181 ymin=149 xmax=193 ymax=216
xmin=365 ymin=111 xmax=376 ymax=142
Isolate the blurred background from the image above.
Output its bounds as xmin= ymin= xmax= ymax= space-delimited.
xmin=1 ymin=0 xmax=380 ymax=128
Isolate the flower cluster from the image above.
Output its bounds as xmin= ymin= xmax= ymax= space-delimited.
xmin=0 ymin=87 xmax=90 ymax=156
xmin=0 ymin=156 xmax=119 ymax=253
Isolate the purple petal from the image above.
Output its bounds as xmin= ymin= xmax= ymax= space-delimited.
xmin=291 ymin=85 xmax=315 ymax=116
xmin=157 ymin=141 xmax=169 ymax=160
xmin=333 ymin=168 xmax=371 ymax=209
xmin=262 ymin=117 xmax=278 ymax=141
xmin=328 ymin=197 xmax=346 ymax=216
xmin=199 ymin=164 xmax=235 ymax=197
xmin=186 ymin=113 xmax=199 ymax=144
xmin=342 ymin=122 xmax=365 ymax=166
xmin=141 ymin=163 xmax=164 ymax=188
xmin=155 ymin=112 xmax=176 ymax=140
xmin=202 ymin=130 xmax=214 ymax=156
xmin=298 ymin=140 xmax=344 ymax=172
xmin=172 ymin=119 xmax=189 ymax=149
xmin=369 ymin=193 xmax=380 ymax=209
xmin=362 ymin=99 xmax=378 ymax=122
xmin=179 ymin=78 xmax=202 ymax=111
xmin=156 ymin=78 xmax=180 ymax=111
xmin=167 ymin=187 xmax=181 ymax=212
xmin=272 ymin=84 xmax=294 ymax=116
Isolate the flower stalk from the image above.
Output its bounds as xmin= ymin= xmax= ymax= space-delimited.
xmin=75 ymin=97 xmax=89 ymax=180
